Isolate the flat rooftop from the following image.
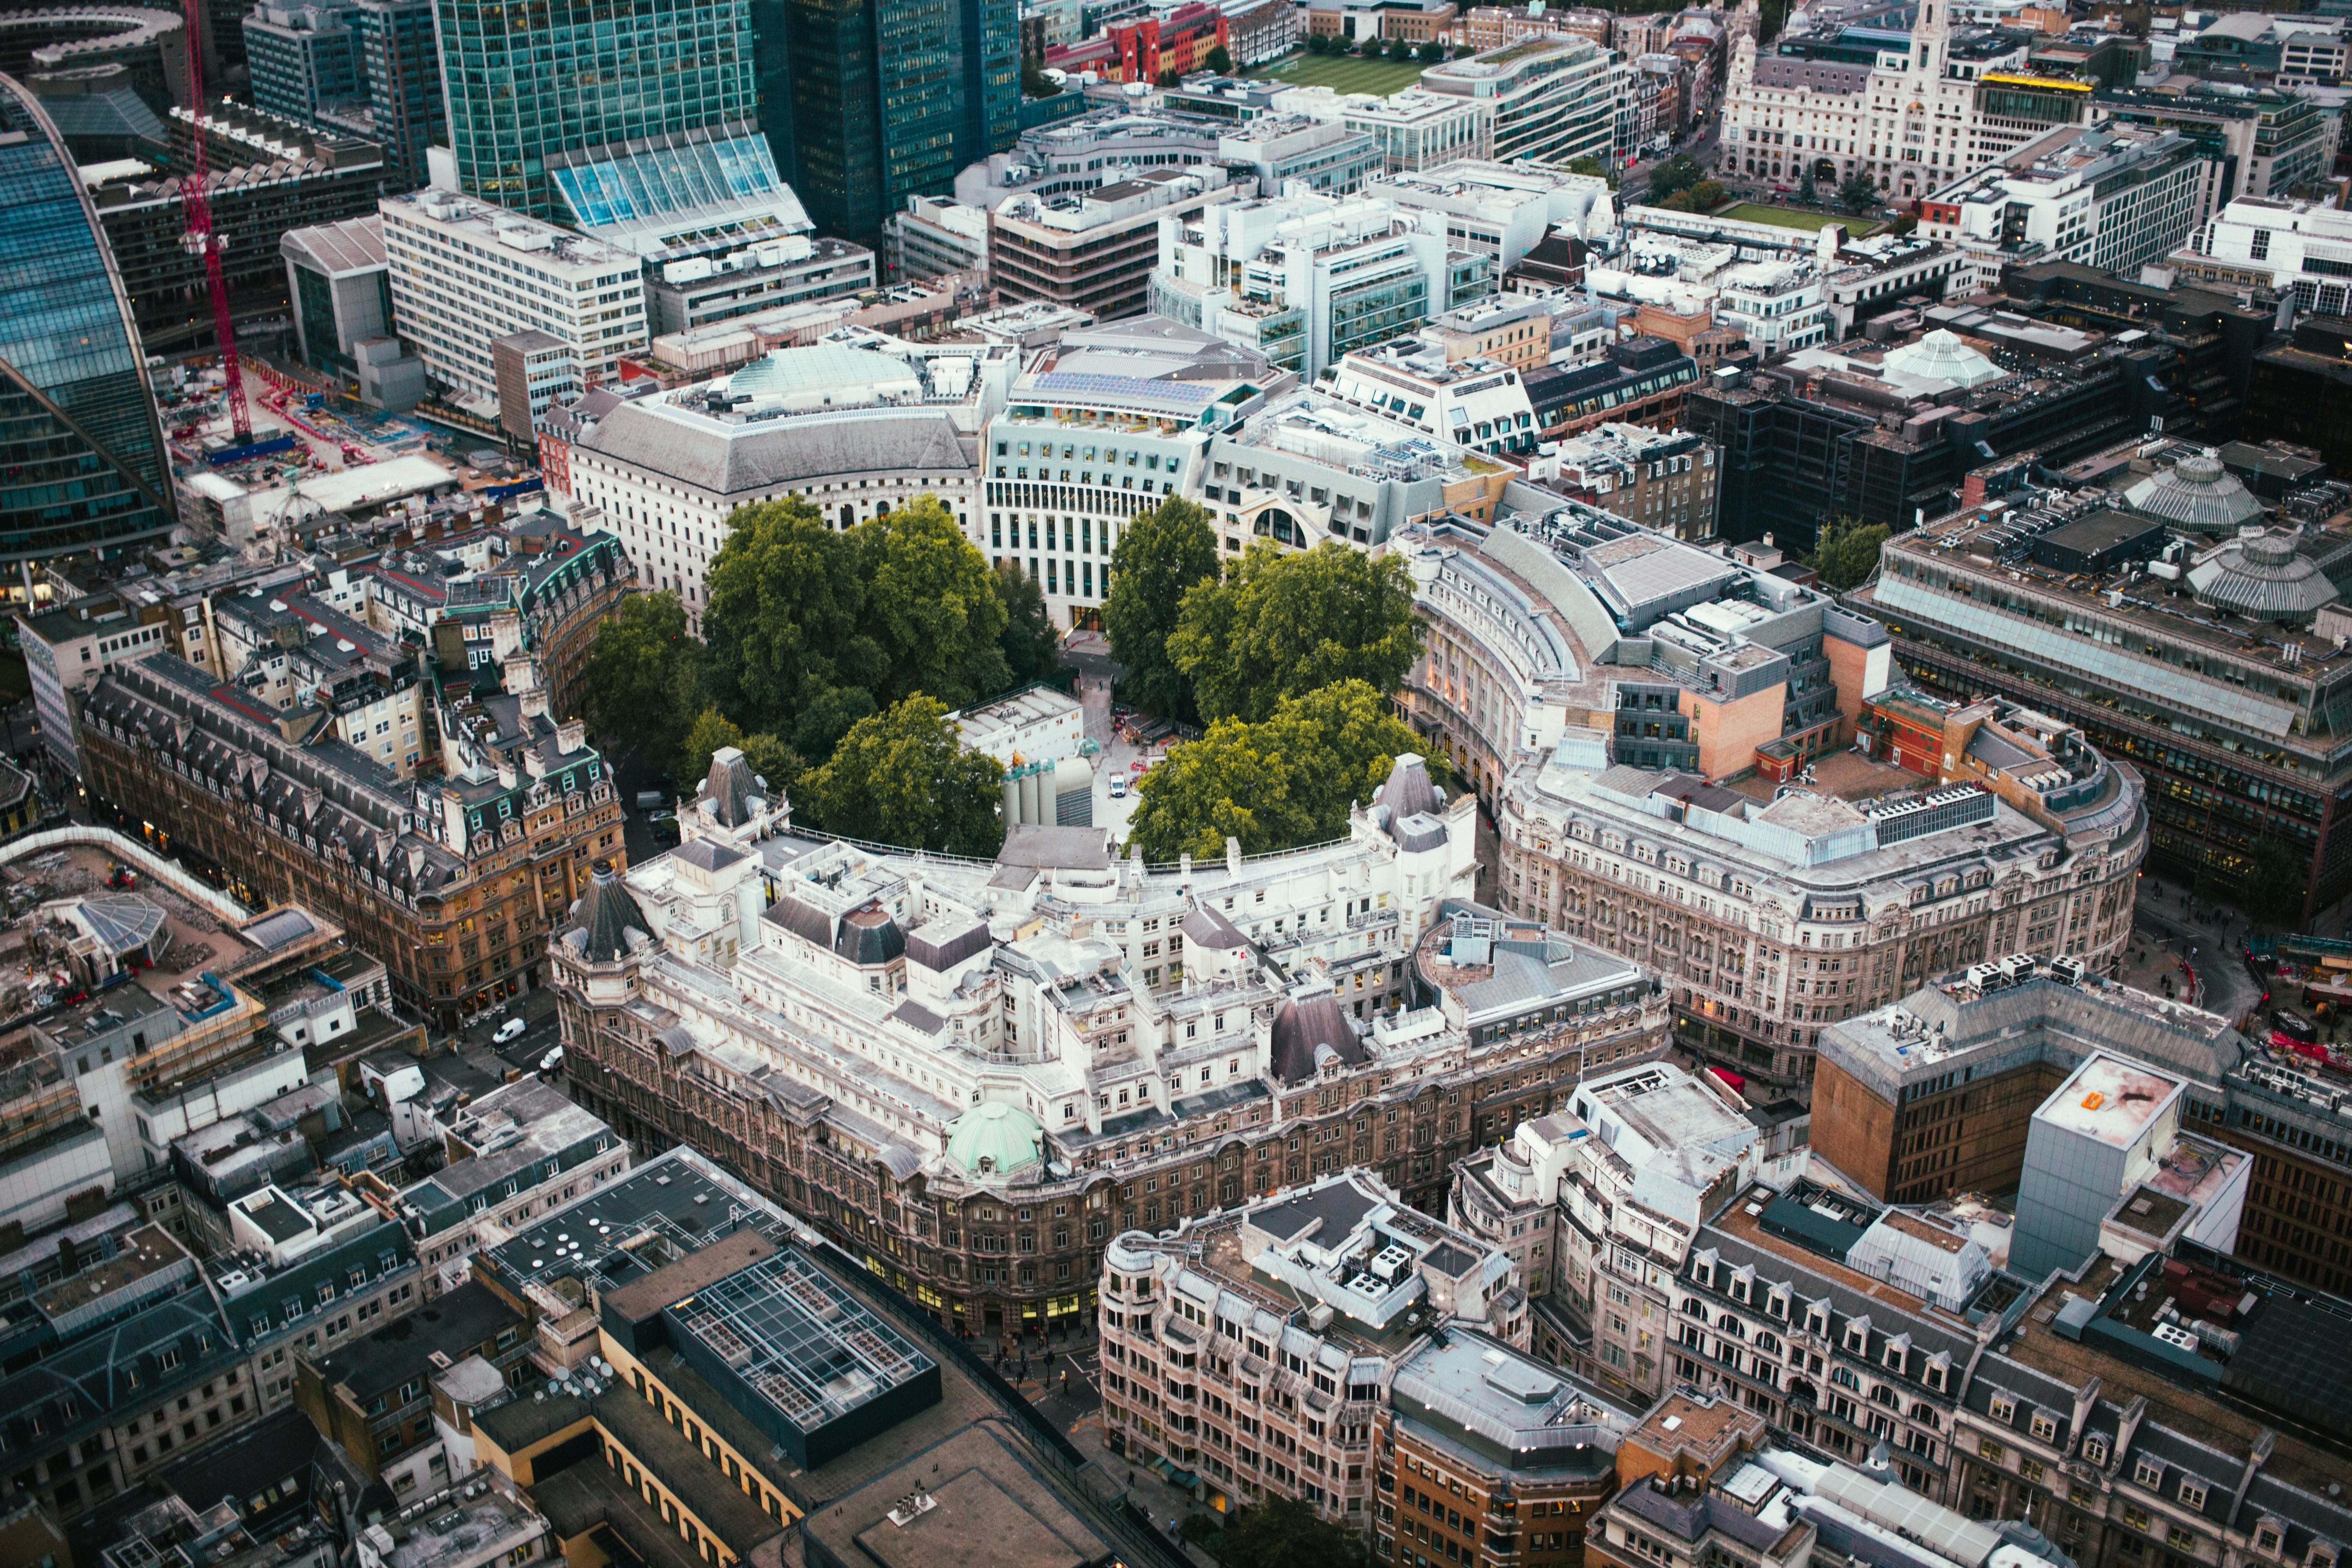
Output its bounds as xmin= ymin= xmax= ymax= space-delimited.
xmin=2035 ymin=1052 xmax=2182 ymax=1147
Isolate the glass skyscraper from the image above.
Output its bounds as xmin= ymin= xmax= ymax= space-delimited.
xmin=435 ymin=0 xmax=758 ymax=221
xmin=353 ymin=0 xmax=444 ymax=189
xmin=761 ymin=0 xmax=1018 ymax=240
xmin=0 ymin=76 xmax=172 ymax=563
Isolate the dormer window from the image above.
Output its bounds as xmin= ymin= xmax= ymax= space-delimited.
xmin=2030 ymin=1411 xmax=2059 ymax=1442
xmin=1923 ymin=1357 xmax=1949 ymax=1392
xmin=1806 ymin=1304 xmax=1830 ymax=1337
xmin=1882 ymin=1333 xmax=1908 ymax=1373
xmin=2135 ymin=1457 xmax=2166 ymax=1489
xmin=2255 ymin=1528 xmax=2285 ymax=1558
xmin=1843 ymin=1316 xmax=1871 ymax=1354
xmin=1731 ymin=1268 xmax=1754 ymax=1304
xmin=2083 ymin=1434 xmax=2110 ymax=1466
xmin=1767 ymin=1289 xmax=1790 ymax=1320
xmin=1990 ymin=1393 xmax=2017 ymax=1423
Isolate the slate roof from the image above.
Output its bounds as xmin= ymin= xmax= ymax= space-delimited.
xmin=568 ymin=861 xmax=650 ymax=963
xmin=577 ymin=402 xmax=974 ymax=496
xmin=1269 ymin=990 xmax=1368 ymax=1084
xmin=702 ymin=747 xmax=757 ymax=828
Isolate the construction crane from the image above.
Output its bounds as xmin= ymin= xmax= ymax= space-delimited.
xmin=178 ymin=0 xmax=249 ymax=444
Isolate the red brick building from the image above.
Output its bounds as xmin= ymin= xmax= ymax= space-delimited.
xmin=1109 ymin=2 xmax=1227 ymax=80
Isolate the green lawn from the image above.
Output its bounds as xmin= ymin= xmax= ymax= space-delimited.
xmin=1717 ymin=202 xmax=1882 ymax=236
xmin=1245 ymin=50 xmax=1429 ymax=95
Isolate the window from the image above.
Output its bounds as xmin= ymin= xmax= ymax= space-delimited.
xmin=2135 ymin=1458 xmax=2165 ymax=1488
xmin=2030 ymin=1412 xmax=2058 ymax=1442
xmin=2177 ymin=1482 xmax=2206 ymax=1512
xmin=1989 ymin=1394 xmax=2016 ymax=1423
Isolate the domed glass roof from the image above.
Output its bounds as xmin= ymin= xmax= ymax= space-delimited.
xmin=2122 ymin=450 xmax=2262 ymax=533
xmin=2187 ymin=529 xmax=2340 ymax=624
xmin=944 ymin=1102 xmax=1044 ymax=1175
xmin=1880 ymin=329 xmax=2003 ymax=389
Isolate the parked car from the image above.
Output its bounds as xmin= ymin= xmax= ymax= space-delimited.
xmin=493 ymin=1017 xmax=527 ymax=1044
xmin=1109 ymin=777 xmax=1128 ymax=799
xmin=539 ymin=1044 xmax=565 ymax=1073
xmin=634 ymin=790 xmax=665 ymax=811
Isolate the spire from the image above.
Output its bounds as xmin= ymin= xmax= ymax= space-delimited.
xmin=570 ymin=858 xmax=649 ymax=963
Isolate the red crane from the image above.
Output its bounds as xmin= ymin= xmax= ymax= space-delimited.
xmin=179 ymin=0 xmax=249 ymax=444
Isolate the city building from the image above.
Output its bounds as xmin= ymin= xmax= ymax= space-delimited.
xmin=765 ymin=0 xmax=1018 ymax=242
xmin=0 ymin=74 xmax=172 ymax=565
xmin=1849 ymin=484 xmax=2352 ymax=919
xmin=378 ymin=189 xmax=646 ymax=422
xmin=2095 ymin=83 xmax=2336 ymax=206
xmin=1363 ymin=161 xmax=1616 ymax=275
xmin=77 ymin=639 xmax=627 ymax=1024
xmin=1099 ymin=1168 xmax=1589 ymax=1521
xmin=354 ymin=1482 xmax=551 ymax=1568
xmin=1153 ymin=192 xmax=1496 ymax=378
xmin=295 ymin=1278 xmax=531 ymax=1492
xmin=551 ymin=742 xmax=1672 ymax=1333
xmin=342 ymin=0 xmax=439 ymax=187
xmin=992 ymin=167 xmax=1239 ymax=321
xmin=243 ymin=3 xmax=360 ymax=126
xmin=1918 ymin=123 xmax=2212 ymax=290
xmin=2245 ymin=314 xmax=2352 ymax=474
xmin=1280 ymin=86 xmax=1497 ymax=174
xmin=1544 ymin=424 xmax=1721 ymax=541
xmin=981 ymin=315 xmax=1282 ymax=622
xmin=1421 ymin=35 xmax=1631 ymax=169
xmin=886 ymin=193 xmax=991 ymax=283
xmin=1307 ymin=0 xmax=1457 ymax=45
xmin=1524 ymin=339 xmax=1704 ymax=441
xmin=89 ymin=101 xmax=386 ymax=355
xmin=564 ymin=331 xmax=1014 ymax=622
xmin=1228 ymin=0 xmax=1301 ymax=65
xmin=645 ymin=235 xmax=875 ymax=337
xmin=1106 ymin=0 xmax=1226 ymax=81
xmin=280 ymin=216 xmax=424 ymax=411
xmin=1325 ymin=335 xmax=1542 ymax=459
xmin=1385 ymin=500 xmax=2145 ymax=1092
xmin=2179 ymin=194 xmax=2352 ymax=319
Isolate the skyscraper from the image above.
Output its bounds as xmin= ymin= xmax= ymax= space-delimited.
xmin=351 ymin=0 xmax=443 ymax=189
xmin=242 ymin=0 xmax=444 ymax=190
xmin=763 ymin=0 xmax=1018 ymax=241
xmin=0 ymin=74 xmax=173 ymax=563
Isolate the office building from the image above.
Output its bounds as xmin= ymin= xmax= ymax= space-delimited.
xmin=885 ymin=193 xmax=990 ymax=283
xmin=1281 ymin=85 xmax=1495 ymax=174
xmin=982 ymin=317 xmax=1280 ymax=625
xmin=1102 ymin=1169 xmax=1643 ymax=1525
xmin=766 ymin=0 xmax=1018 ymax=242
xmin=1545 ymin=423 xmax=1721 ymax=540
xmin=2095 ymin=83 xmax=2335 ymax=205
xmin=1421 ymin=35 xmax=1630 ymax=168
xmin=243 ymin=3 xmax=361 ymax=124
xmin=1384 ymin=503 xmax=2144 ymax=1091
xmin=1153 ymin=192 xmax=1496 ymax=378
xmin=346 ymin=0 xmax=440 ymax=187
xmin=565 ymin=331 xmax=1013 ymax=622
xmin=295 ymin=1277 xmax=532 ymax=1491
xmin=0 ymin=74 xmax=172 ymax=565
xmin=1324 ymin=334 xmax=1542 ymax=458
xmin=1918 ymin=123 xmax=2212 ymax=290
xmin=2246 ymin=315 xmax=2352 ymax=474
xmin=1525 ymin=338 xmax=1704 ymax=441
xmin=1365 ymin=161 xmax=1616 ymax=275
xmin=1850 ymin=486 xmax=2352 ymax=918
xmin=2181 ymin=195 xmax=2352 ymax=319
xmin=646 ymin=234 xmax=873 ymax=336
xmin=281 ymin=214 xmax=425 ymax=410
xmin=551 ymin=743 xmax=1671 ymax=1332
xmin=378 ymin=189 xmax=646 ymax=420
xmin=992 ymin=167 xmax=1238 ymax=321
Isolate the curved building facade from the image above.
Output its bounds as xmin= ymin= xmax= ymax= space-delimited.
xmin=0 ymin=73 xmax=172 ymax=562
xmin=1393 ymin=508 xmax=2145 ymax=1092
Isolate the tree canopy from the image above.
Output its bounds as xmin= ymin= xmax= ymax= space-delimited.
xmin=1167 ymin=541 xmax=1425 ymax=724
xmin=1838 ymin=171 xmax=1879 ymax=214
xmin=798 ymin=696 xmax=1004 ymax=856
xmin=854 ymin=496 xmax=1011 ymax=709
xmin=1810 ymin=516 xmax=1891 ymax=592
xmin=701 ymin=496 xmax=878 ymax=741
xmin=993 ymin=562 xmax=1064 ymax=690
xmin=1102 ymin=496 xmax=1220 ymax=719
xmin=579 ymin=590 xmax=709 ymax=781
xmin=1124 ymin=681 xmax=1447 ymax=861
xmin=1217 ymin=1497 xmax=1373 ymax=1568
xmin=1646 ymin=152 xmax=1704 ymax=205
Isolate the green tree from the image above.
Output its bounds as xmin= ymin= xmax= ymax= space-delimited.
xmin=2239 ymin=837 xmax=2308 ymax=930
xmin=1169 ymin=541 xmax=1425 ymax=723
xmin=1417 ymin=37 xmax=1446 ymax=60
xmin=1656 ymin=189 xmax=1695 ymax=211
xmin=1217 ymin=1497 xmax=1373 ymax=1568
xmin=676 ymin=707 xmax=746 ymax=796
xmin=1567 ymin=153 xmax=1620 ymax=190
xmin=791 ymin=683 xmax=877 ymax=763
xmin=1645 ymin=152 xmax=1703 ymax=205
xmin=1357 ymin=35 xmax=1382 ymax=54
xmin=580 ymin=590 xmax=701 ymax=769
xmin=1126 ymin=684 xmax=1445 ymax=861
xmin=1386 ymin=34 xmax=1413 ymax=58
xmin=853 ymin=495 xmax=1011 ymax=710
xmin=1797 ymin=165 xmax=1819 ymax=205
xmin=1305 ymin=31 xmax=1329 ymax=53
xmin=1838 ymin=171 xmax=1879 ymax=214
xmin=993 ymin=563 xmax=1064 ymax=690
xmin=701 ymin=496 xmax=877 ymax=738
xmin=1103 ymin=496 xmax=1220 ymax=719
xmin=1205 ymin=43 xmax=1232 ymax=72
xmin=738 ymin=731 xmax=805 ymax=805
xmin=1810 ymin=516 xmax=1891 ymax=591
xmin=1020 ymin=56 xmax=1057 ymax=98
xmin=1888 ymin=212 xmax=1919 ymax=236
xmin=799 ymin=696 xmax=1004 ymax=855
xmin=1689 ymin=178 xmax=1725 ymax=209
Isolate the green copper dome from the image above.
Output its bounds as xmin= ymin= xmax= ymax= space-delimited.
xmin=946 ymin=1102 xmax=1044 ymax=1175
